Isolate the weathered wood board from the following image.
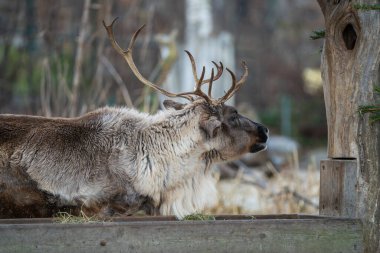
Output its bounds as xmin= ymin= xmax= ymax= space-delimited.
xmin=0 ymin=215 xmax=362 ymax=253
xmin=320 ymin=159 xmax=358 ymax=217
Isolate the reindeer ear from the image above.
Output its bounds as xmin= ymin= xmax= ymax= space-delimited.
xmin=200 ymin=117 xmax=222 ymax=138
xmin=163 ymin=100 xmax=186 ymax=110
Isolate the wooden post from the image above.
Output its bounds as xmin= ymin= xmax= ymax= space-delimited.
xmin=320 ymin=159 xmax=358 ymax=218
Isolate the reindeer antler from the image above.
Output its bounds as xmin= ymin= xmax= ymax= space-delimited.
xmin=184 ymin=50 xmax=248 ymax=104
xmin=184 ymin=50 xmax=224 ymax=86
xmin=103 ymin=18 xmax=248 ymax=105
xmin=103 ymin=18 xmax=192 ymax=101
xmin=218 ymin=62 xmax=248 ymax=103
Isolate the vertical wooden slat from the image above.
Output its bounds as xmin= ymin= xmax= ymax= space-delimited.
xmin=320 ymin=159 xmax=358 ymax=217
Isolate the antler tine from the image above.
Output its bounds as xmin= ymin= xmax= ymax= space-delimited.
xmin=192 ymin=66 xmax=213 ymax=103
xmin=219 ymin=61 xmax=249 ymax=103
xmin=196 ymin=67 xmax=216 ymax=103
xmin=102 ymin=18 xmax=126 ymax=58
xmin=176 ymin=66 xmax=213 ymax=103
xmin=184 ymin=50 xmax=198 ymax=84
xmin=222 ymin=68 xmax=237 ymax=101
xmin=196 ymin=67 xmax=214 ymax=103
xmin=210 ymin=61 xmax=224 ymax=82
xmin=127 ymin=24 xmax=146 ymax=52
xmin=196 ymin=66 xmax=206 ymax=88
xmin=208 ymin=68 xmax=215 ymax=97
xmin=233 ymin=61 xmax=249 ymax=95
xmin=103 ymin=19 xmax=193 ymax=101
xmin=184 ymin=50 xmax=224 ymax=85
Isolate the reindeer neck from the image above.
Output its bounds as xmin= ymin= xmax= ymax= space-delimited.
xmin=130 ymin=106 xmax=212 ymax=202
xmin=140 ymin=107 xmax=205 ymax=158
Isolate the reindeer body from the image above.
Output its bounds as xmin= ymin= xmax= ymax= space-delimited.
xmin=0 ymin=103 xmax=222 ymax=218
xmin=0 ymin=99 xmax=267 ymax=218
xmin=0 ymin=21 xmax=269 ymax=219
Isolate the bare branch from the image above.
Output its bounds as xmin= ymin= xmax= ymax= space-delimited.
xmin=101 ymin=55 xmax=134 ymax=108
xmin=71 ymin=0 xmax=92 ymax=116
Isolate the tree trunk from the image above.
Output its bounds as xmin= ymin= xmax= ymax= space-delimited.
xmin=316 ymin=1 xmax=380 ymax=252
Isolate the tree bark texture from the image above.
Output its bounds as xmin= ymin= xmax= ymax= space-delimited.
xmin=317 ymin=0 xmax=379 ymax=252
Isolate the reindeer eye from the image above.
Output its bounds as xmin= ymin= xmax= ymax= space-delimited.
xmin=230 ymin=114 xmax=239 ymax=122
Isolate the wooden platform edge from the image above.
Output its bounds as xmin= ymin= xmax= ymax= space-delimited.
xmin=0 ymin=216 xmax=362 ymax=253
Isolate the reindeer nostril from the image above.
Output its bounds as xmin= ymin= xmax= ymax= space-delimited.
xmin=258 ymin=125 xmax=268 ymax=143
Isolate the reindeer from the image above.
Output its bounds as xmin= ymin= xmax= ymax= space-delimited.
xmin=0 ymin=20 xmax=268 ymax=219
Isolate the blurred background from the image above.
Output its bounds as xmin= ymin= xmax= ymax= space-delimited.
xmin=0 ymin=0 xmax=326 ymax=215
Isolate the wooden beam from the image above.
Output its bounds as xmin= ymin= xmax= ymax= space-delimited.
xmin=0 ymin=216 xmax=362 ymax=253
xmin=320 ymin=159 xmax=358 ymax=217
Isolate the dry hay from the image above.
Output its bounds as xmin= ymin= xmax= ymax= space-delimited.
xmin=207 ymin=162 xmax=320 ymax=215
xmin=53 ymin=210 xmax=103 ymax=224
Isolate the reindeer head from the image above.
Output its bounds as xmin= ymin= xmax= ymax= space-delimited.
xmin=103 ymin=19 xmax=268 ymax=162
xmin=163 ymin=99 xmax=268 ymax=162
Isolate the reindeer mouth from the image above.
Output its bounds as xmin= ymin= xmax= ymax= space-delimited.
xmin=249 ymin=143 xmax=267 ymax=153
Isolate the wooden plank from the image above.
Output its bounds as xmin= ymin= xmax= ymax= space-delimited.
xmin=0 ymin=217 xmax=362 ymax=253
xmin=0 ymin=214 xmax=321 ymax=224
xmin=0 ymin=214 xmax=323 ymax=224
xmin=320 ymin=159 xmax=358 ymax=217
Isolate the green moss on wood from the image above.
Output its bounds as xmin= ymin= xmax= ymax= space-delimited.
xmin=310 ymin=29 xmax=326 ymax=40
xmin=182 ymin=213 xmax=216 ymax=221
xmin=353 ymin=4 xmax=380 ymax=11
xmin=358 ymin=86 xmax=380 ymax=123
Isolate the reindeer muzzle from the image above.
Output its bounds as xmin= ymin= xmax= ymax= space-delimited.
xmin=250 ymin=124 xmax=268 ymax=153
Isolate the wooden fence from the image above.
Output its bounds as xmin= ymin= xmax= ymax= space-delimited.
xmin=0 ymin=215 xmax=362 ymax=253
